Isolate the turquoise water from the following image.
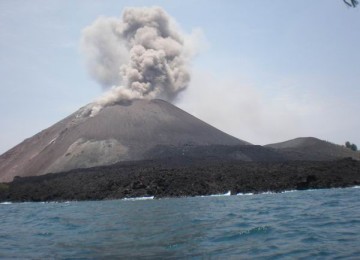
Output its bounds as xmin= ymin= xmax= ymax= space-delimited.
xmin=1 ymin=187 xmax=360 ymax=259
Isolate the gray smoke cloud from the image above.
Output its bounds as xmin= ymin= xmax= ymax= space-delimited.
xmin=81 ymin=7 xmax=197 ymax=115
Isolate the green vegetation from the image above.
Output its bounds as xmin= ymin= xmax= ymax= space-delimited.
xmin=345 ymin=141 xmax=358 ymax=151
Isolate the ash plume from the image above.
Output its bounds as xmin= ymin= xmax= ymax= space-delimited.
xmin=81 ymin=7 xmax=196 ymax=115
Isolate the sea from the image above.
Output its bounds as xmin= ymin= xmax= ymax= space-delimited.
xmin=1 ymin=187 xmax=360 ymax=259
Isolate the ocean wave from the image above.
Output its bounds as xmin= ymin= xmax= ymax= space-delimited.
xmin=211 ymin=225 xmax=272 ymax=243
xmin=237 ymin=191 xmax=276 ymax=196
xmin=282 ymin=190 xmax=296 ymax=193
xmin=237 ymin=192 xmax=254 ymax=196
xmin=237 ymin=190 xmax=298 ymax=196
xmin=236 ymin=187 xmax=360 ymax=197
xmin=198 ymin=191 xmax=231 ymax=198
xmin=123 ymin=196 xmax=154 ymax=201
xmin=210 ymin=191 xmax=231 ymax=197
xmin=0 ymin=202 xmax=12 ymax=205
xmin=40 ymin=201 xmax=72 ymax=204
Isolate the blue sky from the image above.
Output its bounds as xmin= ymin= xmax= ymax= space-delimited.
xmin=0 ymin=0 xmax=359 ymax=153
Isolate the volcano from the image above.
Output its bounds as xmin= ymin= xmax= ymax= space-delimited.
xmin=0 ymin=99 xmax=251 ymax=182
xmin=2 ymin=100 xmax=360 ymax=201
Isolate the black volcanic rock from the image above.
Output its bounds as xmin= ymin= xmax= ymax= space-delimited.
xmin=266 ymin=137 xmax=360 ymax=161
xmin=1 ymin=158 xmax=359 ymax=202
xmin=0 ymin=99 xmax=249 ymax=182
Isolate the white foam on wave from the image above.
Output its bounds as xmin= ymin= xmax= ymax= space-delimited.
xmin=262 ymin=191 xmax=276 ymax=195
xmin=123 ymin=196 xmax=154 ymax=201
xmin=352 ymin=186 xmax=360 ymax=189
xmin=237 ymin=190 xmax=298 ymax=196
xmin=198 ymin=191 xmax=231 ymax=198
xmin=237 ymin=192 xmax=255 ymax=196
xmin=0 ymin=202 xmax=12 ymax=205
xmin=209 ymin=191 xmax=231 ymax=197
xmin=236 ymin=191 xmax=276 ymax=196
xmin=40 ymin=201 xmax=72 ymax=204
xmin=282 ymin=190 xmax=296 ymax=193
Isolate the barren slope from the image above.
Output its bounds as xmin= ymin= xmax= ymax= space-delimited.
xmin=266 ymin=137 xmax=360 ymax=161
xmin=0 ymin=99 xmax=249 ymax=182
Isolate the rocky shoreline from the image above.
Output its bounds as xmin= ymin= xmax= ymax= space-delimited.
xmin=0 ymin=158 xmax=360 ymax=202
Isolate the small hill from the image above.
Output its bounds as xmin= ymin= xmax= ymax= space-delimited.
xmin=265 ymin=137 xmax=360 ymax=161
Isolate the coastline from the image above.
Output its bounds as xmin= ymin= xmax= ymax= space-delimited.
xmin=1 ymin=158 xmax=359 ymax=202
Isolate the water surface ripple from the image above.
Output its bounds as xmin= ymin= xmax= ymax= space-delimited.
xmin=1 ymin=188 xmax=360 ymax=258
